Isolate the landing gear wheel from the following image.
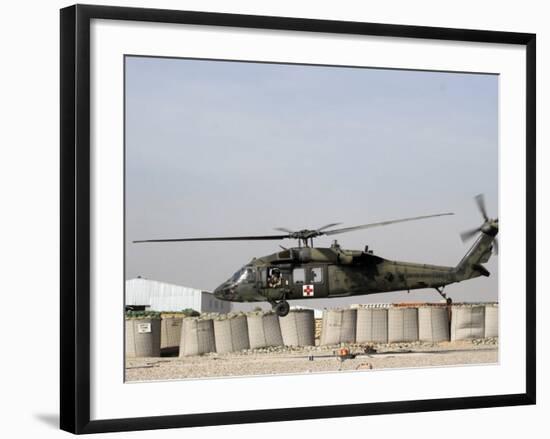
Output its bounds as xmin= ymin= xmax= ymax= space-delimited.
xmin=274 ymin=301 xmax=290 ymax=317
xmin=446 ymin=297 xmax=453 ymax=306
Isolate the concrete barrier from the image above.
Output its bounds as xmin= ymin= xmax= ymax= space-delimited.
xmin=320 ymin=308 xmax=357 ymax=345
xmin=125 ymin=318 xmax=161 ymax=358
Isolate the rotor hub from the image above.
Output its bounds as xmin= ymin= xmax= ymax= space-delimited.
xmin=481 ymin=219 xmax=499 ymax=236
xmin=460 ymin=195 xmax=499 ymax=244
xmin=290 ymin=229 xmax=321 ymax=240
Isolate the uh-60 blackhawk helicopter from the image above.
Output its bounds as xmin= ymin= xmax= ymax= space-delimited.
xmin=134 ymin=195 xmax=498 ymax=317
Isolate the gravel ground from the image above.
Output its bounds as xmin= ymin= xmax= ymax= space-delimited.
xmin=125 ymin=338 xmax=498 ymax=382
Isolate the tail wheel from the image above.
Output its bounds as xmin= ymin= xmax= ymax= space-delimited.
xmin=275 ymin=301 xmax=290 ymax=317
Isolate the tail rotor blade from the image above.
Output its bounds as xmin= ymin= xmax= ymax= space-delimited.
xmin=475 ymin=194 xmax=489 ymax=221
xmin=460 ymin=226 xmax=481 ymax=242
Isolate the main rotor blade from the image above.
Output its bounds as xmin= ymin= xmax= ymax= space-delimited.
xmin=475 ymin=194 xmax=489 ymax=221
xmin=460 ymin=227 xmax=481 ymax=242
xmin=322 ymin=212 xmax=454 ymax=236
xmin=274 ymin=227 xmax=295 ymax=234
xmin=316 ymin=222 xmax=342 ymax=232
xmin=133 ymin=234 xmax=289 ymax=243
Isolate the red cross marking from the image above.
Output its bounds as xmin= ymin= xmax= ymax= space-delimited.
xmin=303 ymin=284 xmax=314 ymax=296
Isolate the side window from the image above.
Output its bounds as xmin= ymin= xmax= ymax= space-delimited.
xmin=311 ymin=267 xmax=323 ymax=283
xmin=267 ymin=268 xmax=282 ymax=288
xmin=293 ymin=268 xmax=305 ymax=284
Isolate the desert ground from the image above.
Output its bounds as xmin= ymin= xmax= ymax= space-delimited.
xmin=125 ymin=338 xmax=498 ymax=382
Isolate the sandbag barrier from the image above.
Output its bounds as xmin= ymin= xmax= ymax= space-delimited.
xmin=279 ymin=309 xmax=315 ymax=346
xmin=484 ymin=304 xmax=498 ymax=338
xmin=388 ymin=307 xmax=419 ymax=343
xmin=160 ymin=303 xmax=499 ymax=358
xmin=247 ymin=311 xmax=284 ymax=349
xmin=356 ymin=308 xmax=388 ymax=343
xmin=179 ymin=317 xmax=216 ymax=357
xmin=418 ymin=306 xmax=449 ymax=342
xmin=213 ymin=314 xmax=250 ymax=354
xmin=125 ymin=317 xmax=161 ymax=358
xmin=450 ymin=305 xmax=486 ymax=341
xmin=160 ymin=315 xmax=183 ymax=354
xmin=320 ymin=308 xmax=357 ymax=345
xmin=355 ymin=303 xmax=497 ymax=344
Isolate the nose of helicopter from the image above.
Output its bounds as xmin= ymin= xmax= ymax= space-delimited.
xmin=214 ymin=282 xmax=236 ymax=301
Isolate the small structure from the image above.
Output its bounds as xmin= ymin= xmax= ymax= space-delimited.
xmin=125 ymin=277 xmax=231 ymax=313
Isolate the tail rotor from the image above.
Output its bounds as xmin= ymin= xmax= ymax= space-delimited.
xmin=460 ymin=194 xmax=499 ymax=254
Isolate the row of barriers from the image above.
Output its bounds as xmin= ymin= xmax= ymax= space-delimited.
xmin=125 ymin=304 xmax=498 ymax=358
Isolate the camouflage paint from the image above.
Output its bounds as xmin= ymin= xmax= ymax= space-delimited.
xmin=213 ymin=221 xmax=498 ymax=304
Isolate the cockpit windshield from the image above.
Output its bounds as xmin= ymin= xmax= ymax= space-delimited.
xmin=230 ymin=266 xmax=256 ymax=283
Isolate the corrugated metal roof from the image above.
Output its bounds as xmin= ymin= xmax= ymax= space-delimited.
xmin=125 ymin=278 xmax=203 ymax=312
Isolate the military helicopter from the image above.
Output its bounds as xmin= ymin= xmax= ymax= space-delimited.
xmin=134 ymin=195 xmax=498 ymax=317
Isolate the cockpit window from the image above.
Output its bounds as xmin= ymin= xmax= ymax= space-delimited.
xmin=230 ymin=267 xmax=255 ymax=283
xmin=243 ymin=268 xmax=255 ymax=281
xmin=230 ymin=270 xmax=242 ymax=282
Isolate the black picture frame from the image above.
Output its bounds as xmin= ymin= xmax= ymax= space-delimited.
xmin=60 ymin=4 xmax=536 ymax=434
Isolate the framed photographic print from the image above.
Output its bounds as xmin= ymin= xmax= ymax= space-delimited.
xmin=60 ymin=4 xmax=536 ymax=434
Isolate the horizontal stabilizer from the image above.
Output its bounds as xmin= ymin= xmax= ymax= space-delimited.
xmin=472 ymin=264 xmax=490 ymax=277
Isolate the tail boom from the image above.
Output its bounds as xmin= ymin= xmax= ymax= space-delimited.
xmin=455 ymin=232 xmax=496 ymax=281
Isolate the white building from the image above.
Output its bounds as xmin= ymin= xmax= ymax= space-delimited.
xmin=125 ymin=278 xmax=231 ymax=314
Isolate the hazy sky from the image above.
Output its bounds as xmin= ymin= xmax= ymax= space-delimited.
xmin=125 ymin=56 xmax=498 ymax=310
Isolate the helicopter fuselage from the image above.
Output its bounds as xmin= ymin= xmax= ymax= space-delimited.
xmin=213 ymin=233 xmax=495 ymax=304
